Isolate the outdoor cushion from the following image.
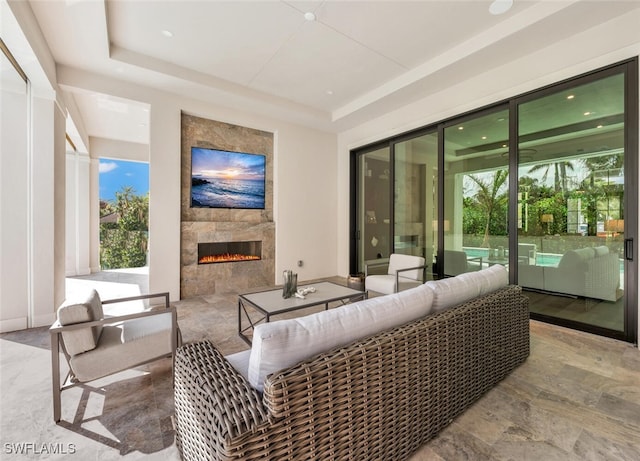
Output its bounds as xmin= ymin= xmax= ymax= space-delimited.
xmin=246 ymin=283 xmax=434 ymax=392
xmin=593 ymin=246 xmax=609 ymax=257
xmin=69 ymin=312 xmax=173 ymax=382
xmin=426 ymin=264 xmax=508 ymax=312
xmin=558 ymin=247 xmax=595 ymax=269
xmin=387 ymin=253 xmax=425 ymax=280
xmin=57 ymin=289 xmax=104 ymax=356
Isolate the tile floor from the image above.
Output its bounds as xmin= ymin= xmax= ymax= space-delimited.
xmin=1 ymin=269 xmax=639 ymax=460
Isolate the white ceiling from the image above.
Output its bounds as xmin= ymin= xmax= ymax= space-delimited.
xmin=23 ymin=0 xmax=640 ymax=148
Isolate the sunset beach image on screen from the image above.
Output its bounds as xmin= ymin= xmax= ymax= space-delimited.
xmin=190 ymin=147 xmax=266 ymax=209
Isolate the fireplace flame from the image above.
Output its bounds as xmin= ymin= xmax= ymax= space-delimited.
xmin=198 ymin=253 xmax=261 ymax=264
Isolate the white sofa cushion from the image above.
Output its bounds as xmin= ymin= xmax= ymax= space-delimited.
xmin=426 ymin=264 xmax=508 ymax=312
xmin=593 ymin=245 xmax=609 ymax=257
xmin=57 ymin=289 xmax=104 ymax=356
xmin=246 ymin=283 xmax=434 ymax=392
xmin=558 ymin=247 xmax=595 ymax=269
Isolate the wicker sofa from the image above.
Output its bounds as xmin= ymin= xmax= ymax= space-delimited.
xmin=174 ymin=266 xmax=530 ymax=461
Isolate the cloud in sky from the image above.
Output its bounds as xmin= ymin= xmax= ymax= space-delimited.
xmin=99 ymin=161 xmax=118 ymax=174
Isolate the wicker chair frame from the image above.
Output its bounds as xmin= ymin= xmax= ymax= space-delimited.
xmin=174 ymin=285 xmax=529 ymax=461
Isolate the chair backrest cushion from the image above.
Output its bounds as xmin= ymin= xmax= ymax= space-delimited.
xmin=388 ymin=253 xmax=425 ymax=281
xmin=57 ymin=289 xmax=104 ymax=356
xmin=426 ymin=264 xmax=508 ymax=312
xmin=247 ymin=283 xmax=434 ymax=392
xmin=443 ymin=250 xmax=469 ymax=276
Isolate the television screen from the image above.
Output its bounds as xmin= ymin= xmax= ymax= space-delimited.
xmin=190 ymin=147 xmax=266 ymax=209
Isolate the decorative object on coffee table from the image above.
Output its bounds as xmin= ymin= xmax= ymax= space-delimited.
xmin=348 ymin=273 xmax=365 ymax=291
xmin=282 ymin=270 xmax=297 ymax=298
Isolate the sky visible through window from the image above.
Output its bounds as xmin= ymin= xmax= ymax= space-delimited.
xmin=99 ymin=159 xmax=149 ymax=202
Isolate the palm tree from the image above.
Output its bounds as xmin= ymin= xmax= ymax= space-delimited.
xmin=467 ymin=169 xmax=509 ymax=247
xmin=528 ymin=160 xmax=576 ymax=193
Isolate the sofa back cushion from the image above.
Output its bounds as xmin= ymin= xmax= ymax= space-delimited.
xmin=558 ymin=247 xmax=595 ymax=269
xmin=425 ymin=264 xmax=508 ymax=312
xmin=247 ymin=283 xmax=434 ymax=392
xmin=593 ymin=245 xmax=609 ymax=257
xmin=57 ymin=289 xmax=104 ymax=356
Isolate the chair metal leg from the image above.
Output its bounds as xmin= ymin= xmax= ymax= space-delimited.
xmin=51 ymin=332 xmax=61 ymax=423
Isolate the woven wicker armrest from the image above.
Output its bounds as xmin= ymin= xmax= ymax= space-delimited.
xmin=174 ymin=340 xmax=271 ymax=459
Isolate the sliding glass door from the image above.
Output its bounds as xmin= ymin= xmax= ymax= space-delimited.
xmin=442 ymin=108 xmax=510 ymax=277
xmin=517 ymin=69 xmax=631 ymax=334
xmin=353 ymin=132 xmax=439 ymax=277
xmin=394 ymin=132 xmax=438 ymax=273
xmin=351 ymin=59 xmax=637 ymax=343
xmin=357 ymin=146 xmax=391 ymax=273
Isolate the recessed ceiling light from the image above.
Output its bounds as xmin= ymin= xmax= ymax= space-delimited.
xmin=489 ymin=0 xmax=513 ymax=15
xmin=458 ymin=126 xmax=464 ymax=130
xmin=304 ymin=12 xmax=316 ymax=21
xmin=567 ymin=94 xmax=575 ymax=100
xmin=481 ymin=136 xmax=487 ymax=140
xmin=161 ymin=30 xmax=173 ymax=38
xmin=584 ymin=111 xmax=591 ymax=116
xmin=597 ymin=125 xmax=603 ymax=129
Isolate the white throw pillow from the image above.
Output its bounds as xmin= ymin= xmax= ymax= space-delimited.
xmin=425 ymin=264 xmax=508 ymax=312
xmin=246 ymin=283 xmax=434 ymax=392
xmin=57 ymin=289 xmax=104 ymax=356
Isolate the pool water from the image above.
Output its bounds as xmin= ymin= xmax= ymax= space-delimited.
xmin=463 ymin=247 xmax=560 ymax=267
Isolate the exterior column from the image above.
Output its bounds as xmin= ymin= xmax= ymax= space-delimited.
xmin=89 ymin=157 xmax=100 ymax=273
xmin=65 ymin=150 xmax=91 ymax=276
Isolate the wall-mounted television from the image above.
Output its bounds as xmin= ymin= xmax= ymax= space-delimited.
xmin=190 ymin=147 xmax=266 ymax=209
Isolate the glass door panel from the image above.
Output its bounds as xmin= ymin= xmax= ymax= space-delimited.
xmin=443 ymin=108 xmax=510 ymax=277
xmin=394 ymin=133 xmax=438 ymax=280
xmin=517 ymin=72 xmax=625 ymax=332
xmin=358 ymin=147 xmax=391 ymax=274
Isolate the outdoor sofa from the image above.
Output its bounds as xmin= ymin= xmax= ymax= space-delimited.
xmin=173 ymin=265 xmax=530 ymax=460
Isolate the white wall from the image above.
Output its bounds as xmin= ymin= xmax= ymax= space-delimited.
xmin=0 ymin=71 xmax=29 ymax=332
xmin=1 ymin=0 xmax=70 ymax=331
xmin=55 ymin=66 xmax=339 ymax=299
xmin=336 ymin=10 xmax=640 ymax=346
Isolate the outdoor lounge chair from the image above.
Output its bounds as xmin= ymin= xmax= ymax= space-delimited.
xmin=365 ymin=253 xmax=427 ymax=294
xmin=49 ymin=290 xmax=179 ymax=422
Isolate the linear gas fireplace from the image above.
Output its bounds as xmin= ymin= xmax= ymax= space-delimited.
xmin=198 ymin=241 xmax=262 ymax=265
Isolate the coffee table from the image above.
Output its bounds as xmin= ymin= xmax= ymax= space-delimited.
xmin=238 ymin=281 xmax=367 ymax=345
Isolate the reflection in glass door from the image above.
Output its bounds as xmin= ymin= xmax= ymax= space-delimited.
xmin=394 ymin=133 xmax=438 ymax=278
xmin=442 ymin=108 xmax=510 ymax=277
xmin=357 ymin=147 xmax=391 ymax=273
xmin=517 ymin=71 xmax=627 ymax=333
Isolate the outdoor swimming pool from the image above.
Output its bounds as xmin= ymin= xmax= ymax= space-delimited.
xmin=464 ymin=247 xmax=561 ymax=267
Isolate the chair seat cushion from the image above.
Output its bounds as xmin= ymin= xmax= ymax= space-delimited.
xmin=69 ymin=312 xmax=173 ymax=382
xmin=247 ymin=284 xmax=434 ymax=392
xmin=226 ymin=349 xmax=252 ymax=382
xmin=57 ymin=289 xmax=104 ymax=356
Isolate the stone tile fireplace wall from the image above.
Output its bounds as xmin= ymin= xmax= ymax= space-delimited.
xmin=181 ymin=114 xmax=275 ymax=298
